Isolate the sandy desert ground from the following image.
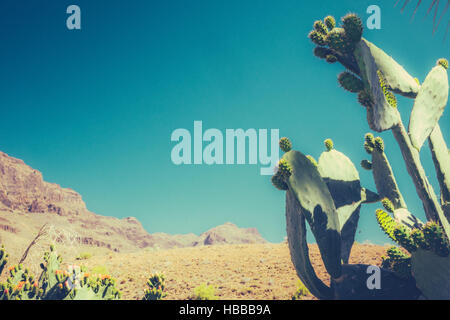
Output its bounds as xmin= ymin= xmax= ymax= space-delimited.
xmin=76 ymin=242 xmax=387 ymax=300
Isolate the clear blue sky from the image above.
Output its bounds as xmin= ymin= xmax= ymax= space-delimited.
xmin=0 ymin=0 xmax=448 ymax=243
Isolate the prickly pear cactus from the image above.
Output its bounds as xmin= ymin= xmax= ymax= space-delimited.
xmin=276 ymin=12 xmax=450 ymax=300
xmin=142 ymin=273 xmax=166 ymax=300
xmin=281 ymin=148 xmax=342 ymax=279
xmin=0 ymin=263 xmax=41 ymax=300
xmin=0 ymin=245 xmax=8 ymax=276
xmin=0 ymin=244 xmax=121 ymax=300
xmin=317 ymin=140 xmax=363 ymax=264
xmin=409 ymin=60 xmax=449 ymax=150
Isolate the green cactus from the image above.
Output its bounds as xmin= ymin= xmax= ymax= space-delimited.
xmin=0 ymin=245 xmax=121 ymax=300
xmin=277 ymin=159 xmax=293 ymax=179
xmin=326 ymin=28 xmax=347 ymax=52
xmin=341 ymin=13 xmax=363 ymax=44
xmin=143 ymin=273 xmax=166 ymax=300
xmin=306 ymin=155 xmax=318 ymax=167
xmin=324 ymin=138 xmax=333 ymax=151
xmin=271 ymin=172 xmax=288 ymax=191
xmin=437 ymin=58 xmax=449 ymax=70
xmin=338 ymin=71 xmax=364 ymax=93
xmin=271 ymin=11 xmax=450 ymax=300
xmin=377 ymin=70 xmax=398 ymax=108
xmin=313 ymin=46 xmax=331 ymax=59
xmin=0 ymin=245 xmax=8 ymax=276
xmin=360 ymin=160 xmax=372 ymax=170
xmin=325 ymin=54 xmax=337 ymax=63
xmin=281 ymin=149 xmax=342 ymax=279
xmin=393 ymin=226 xmax=418 ymax=253
xmin=324 ymin=15 xmax=336 ymax=31
xmin=357 ymin=89 xmax=374 ymax=108
xmin=308 ymin=30 xmax=327 ymax=46
xmin=381 ymin=246 xmax=412 ymax=279
xmin=279 ymin=137 xmax=292 ymax=153
xmin=421 ymin=222 xmax=450 ymax=257
xmin=375 ymin=209 xmax=398 ymax=242
xmin=381 ymin=198 xmax=395 ymax=213
xmin=374 ymin=136 xmax=384 ymax=152
xmin=313 ymin=20 xmax=328 ymax=35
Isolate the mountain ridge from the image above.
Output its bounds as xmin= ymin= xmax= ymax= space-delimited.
xmin=0 ymin=150 xmax=267 ymax=255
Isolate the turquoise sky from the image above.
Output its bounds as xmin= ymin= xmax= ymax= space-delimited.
xmin=0 ymin=1 xmax=448 ymax=243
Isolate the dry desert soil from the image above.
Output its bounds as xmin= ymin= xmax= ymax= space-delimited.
xmin=80 ymin=242 xmax=387 ymax=300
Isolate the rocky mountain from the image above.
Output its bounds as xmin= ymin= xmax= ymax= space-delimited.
xmin=0 ymin=151 xmax=267 ymax=257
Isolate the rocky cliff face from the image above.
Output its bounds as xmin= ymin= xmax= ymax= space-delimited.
xmin=0 ymin=151 xmax=87 ymax=216
xmin=0 ymin=151 xmax=267 ymax=255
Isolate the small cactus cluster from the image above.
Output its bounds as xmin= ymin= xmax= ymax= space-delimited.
xmin=377 ymin=70 xmax=397 ymax=108
xmin=381 ymin=246 xmax=412 ymax=279
xmin=142 ymin=273 xmax=166 ymax=300
xmin=309 ymin=14 xmax=363 ymax=63
xmin=376 ymin=208 xmax=450 ymax=258
xmin=0 ymin=244 xmax=122 ymax=300
xmin=0 ymin=264 xmax=39 ymax=300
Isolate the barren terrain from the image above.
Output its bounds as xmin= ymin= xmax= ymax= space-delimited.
xmin=80 ymin=242 xmax=387 ymax=300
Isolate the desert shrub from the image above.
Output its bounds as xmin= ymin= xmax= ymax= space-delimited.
xmin=190 ymin=283 xmax=218 ymax=300
xmin=292 ymin=280 xmax=310 ymax=300
xmin=76 ymin=252 xmax=92 ymax=260
xmin=90 ymin=265 xmax=108 ymax=275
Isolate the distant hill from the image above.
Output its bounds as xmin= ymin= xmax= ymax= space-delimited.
xmin=0 ymin=151 xmax=267 ymax=257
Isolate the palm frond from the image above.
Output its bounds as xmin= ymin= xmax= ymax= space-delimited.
xmin=395 ymin=0 xmax=450 ymax=40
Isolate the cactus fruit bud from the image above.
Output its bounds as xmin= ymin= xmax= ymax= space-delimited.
xmin=437 ymin=58 xmax=449 ymax=69
xmin=277 ymin=159 xmax=293 ymax=178
xmin=411 ymin=229 xmax=429 ymax=250
xmin=313 ymin=20 xmax=328 ymax=35
xmin=313 ymin=46 xmax=331 ymax=59
xmin=364 ymin=133 xmax=375 ymax=154
xmin=306 ymin=155 xmax=318 ymax=167
xmin=325 ymin=54 xmax=338 ymax=63
xmin=324 ymin=138 xmax=334 ymax=151
xmin=358 ymin=89 xmax=373 ymax=108
xmin=365 ymin=133 xmax=375 ymax=146
xmin=324 ymin=16 xmax=336 ymax=31
xmin=279 ymin=137 xmax=292 ymax=152
xmin=374 ymin=137 xmax=385 ymax=152
xmin=360 ymin=160 xmax=372 ymax=170
xmin=271 ymin=173 xmax=288 ymax=191
xmin=338 ymin=71 xmax=364 ymax=93
xmin=422 ymin=222 xmax=450 ymax=257
xmin=393 ymin=226 xmax=418 ymax=253
xmin=308 ymin=30 xmax=327 ymax=46
xmin=341 ymin=13 xmax=363 ymax=44
xmin=382 ymin=246 xmax=412 ymax=278
xmin=381 ymin=198 xmax=395 ymax=213
xmin=326 ymin=28 xmax=347 ymax=52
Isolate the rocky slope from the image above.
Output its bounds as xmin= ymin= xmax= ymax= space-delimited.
xmin=0 ymin=151 xmax=267 ymax=257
